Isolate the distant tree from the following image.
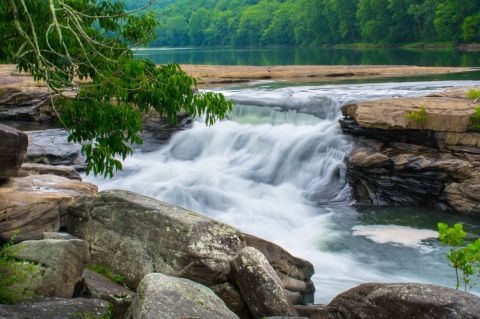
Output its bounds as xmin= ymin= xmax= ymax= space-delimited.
xmin=1 ymin=0 xmax=233 ymax=177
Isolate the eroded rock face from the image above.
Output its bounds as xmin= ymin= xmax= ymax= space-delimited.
xmin=67 ymin=190 xmax=246 ymax=288
xmin=126 ymin=273 xmax=239 ymax=319
xmin=0 ymin=175 xmax=97 ymax=242
xmin=0 ymin=298 xmax=110 ymax=319
xmin=0 ymin=124 xmax=28 ymax=179
xmin=232 ymin=247 xmax=298 ymax=319
xmin=341 ymin=92 xmax=480 ymax=215
xmin=2 ymin=239 xmax=90 ymax=299
xmin=20 ymin=163 xmax=82 ymax=180
xmin=79 ymin=269 xmax=134 ymax=319
xmin=324 ymin=283 xmax=480 ymax=319
xmin=0 ymin=88 xmax=55 ymax=122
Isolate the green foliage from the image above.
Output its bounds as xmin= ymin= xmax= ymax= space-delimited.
xmin=1 ymin=0 xmax=234 ymax=177
xmin=467 ymin=89 xmax=480 ymax=101
xmin=121 ymin=0 xmax=480 ymax=47
xmin=470 ymin=107 xmax=480 ymax=131
xmin=406 ymin=106 xmax=428 ymax=125
xmin=89 ymin=264 xmax=128 ymax=288
xmin=0 ymin=235 xmax=41 ymax=304
xmin=438 ymin=223 xmax=480 ymax=291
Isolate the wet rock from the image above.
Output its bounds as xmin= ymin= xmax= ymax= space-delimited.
xmin=140 ymin=111 xmax=193 ymax=151
xmin=1 ymin=239 xmax=89 ymax=299
xmin=232 ymin=247 xmax=298 ymax=319
xmin=0 ymin=124 xmax=28 ymax=179
xmin=25 ymin=129 xmax=84 ymax=168
xmin=324 ymin=283 xmax=480 ymax=319
xmin=126 ymin=273 xmax=238 ymax=319
xmin=79 ymin=269 xmax=134 ymax=319
xmin=19 ymin=163 xmax=81 ymax=180
xmin=43 ymin=232 xmax=78 ymax=240
xmin=0 ymin=175 xmax=97 ymax=242
xmin=0 ymin=298 xmax=110 ymax=319
xmin=67 ymin=190 xmax=246 ymax=288
xmin=0 ymin=88 xmax=55 ymax=122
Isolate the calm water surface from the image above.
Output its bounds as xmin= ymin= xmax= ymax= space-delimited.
xmin=134 ymin=47 xmax=480 ymax=67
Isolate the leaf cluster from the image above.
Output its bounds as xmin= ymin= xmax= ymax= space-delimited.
xmin=438 ymin=223 xmax=480 ymax=291
xmin=2 ymin=0 xmax=234 ymax=177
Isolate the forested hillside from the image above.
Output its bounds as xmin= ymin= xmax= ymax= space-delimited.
xmin=124 ymin=0 xmax=480 ymax=47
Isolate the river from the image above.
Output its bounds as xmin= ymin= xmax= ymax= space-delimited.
xmin=86 ymin=78 xmax=480 ymax=303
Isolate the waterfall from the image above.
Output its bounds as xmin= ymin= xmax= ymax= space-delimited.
xmin=86 ymin=79 xmax=480 ymax=302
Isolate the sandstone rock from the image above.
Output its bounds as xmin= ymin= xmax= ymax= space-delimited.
xmin=444 ymin=182 xmax=480 ymax=216
xmin=79 ymin=269 xmax=134 ymax=319
xmin=67 ymin=190 xmax=245 ymax=288
xmin=0 ymin=298 xmax=110 ymax=319
xmin=2 ymin=239 xmax=89 ymax=299
xmin=126 ymin=273 xmax=238 ymax=319
xmin=0 ymin=88 xmax=55 ymax=122
xmin=232 ymin=247 xmax=298 ymax=319
xmin=342 ymin=97 xmax=477 ymax=133
xmin=0 ymin=175 xmax=97 ymax=242
xmin=26 ymin=129 xmax=84 ymax=168
xmin=20 ymin=163 xmax=81 ymax=180
xmin=0 ymin=124 xmax=28 ymax=179
xmin=324 ymin=283 xmax=480 ymax=319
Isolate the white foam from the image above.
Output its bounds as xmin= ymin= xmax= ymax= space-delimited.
xmin=352 ymin=225 xmax=438 ymax=248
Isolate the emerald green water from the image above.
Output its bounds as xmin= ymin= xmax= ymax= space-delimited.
xmin=134 ymin=47 xmax=480 ymax=67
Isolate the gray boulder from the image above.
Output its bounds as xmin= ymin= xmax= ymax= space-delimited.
xmin=126 ymin=273 xmax=239 ymax=319
xmin=0 ymin=298 xmax=110 ymax=319
xmin=0 ymin=88 xmax=55 ymax=122
xmin=0 ymin=124 xmax=28 ymax=179
xmin=0 ymin=174 xmax=97 ymax=242
xmin=26 ymin=129 xmax=84 ymax=169
xmin=232 ymin=247 xmax=298 ymax=319
xmin=67 ymin=190 xmax=246 ymax=288
xmin=324 ymin=283 xmax=480 ymax=319
xmin=1 ymin=239 xmax=90 ymax=299
xmin=79 ymin=269 xmax=134 ymax=319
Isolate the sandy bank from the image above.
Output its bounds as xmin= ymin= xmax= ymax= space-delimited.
xmin=1 ymin=64 xmax=477 ymax=90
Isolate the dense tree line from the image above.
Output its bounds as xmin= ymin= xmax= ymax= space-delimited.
xmin=124 ymin=0 xmax=480 ymax=46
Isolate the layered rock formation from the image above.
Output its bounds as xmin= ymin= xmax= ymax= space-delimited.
xmin=0 ymin=124 xmax=28 ymax=179
xmin=340 ymin=89 xmax=480 ymax=216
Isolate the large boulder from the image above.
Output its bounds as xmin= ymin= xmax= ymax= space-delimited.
xmin=324 ymin=283 xmax=480 ymax=319
xmin=1 ymin=239 xmax=90 ymax=299
xmin=78 ymin=269 xmax=134 ymax=319
xmin=67 ymin=190 xmax=245 ymax=288
xmin=0 ymin=175 xmax=97 ymax=242
xmin=232 ymin=247 xmax=298 ymax=319
xmin=0 ymin=124 xmax=28 ymax=179
xmin=0 ymin=298 xmax=110 ymax=319
xmin=126 ymin=273 xmax=239 ymax=319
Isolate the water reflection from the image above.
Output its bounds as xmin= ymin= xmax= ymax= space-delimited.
xmin=134 ymin=47 xmax=480 ymax=67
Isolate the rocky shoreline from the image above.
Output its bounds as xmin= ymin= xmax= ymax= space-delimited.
xmin=1 ymin=68 xmax=480 ymax=318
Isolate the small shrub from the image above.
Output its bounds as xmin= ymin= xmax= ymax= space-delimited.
xmin=438 ymin=223 xmax=480 ymax=291
xmin=406 ymin=106 xmax=428 ymax=126
xmin=467 ymin=88 xmax=480 ymax=101
xmin=471 ymin=107 xmax=480 ymax=131
xmin=89 ymin=264 xmax=127 ymax=288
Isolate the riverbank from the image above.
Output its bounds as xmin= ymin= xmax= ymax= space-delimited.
xmin=181 ymin=64 xmax=478 ymax=87
xmin=1 ymin=64 xmax=477 ymax=90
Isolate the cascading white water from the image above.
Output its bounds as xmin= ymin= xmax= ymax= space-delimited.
xmin=86 ymin=80 xmax=480 ymax=303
